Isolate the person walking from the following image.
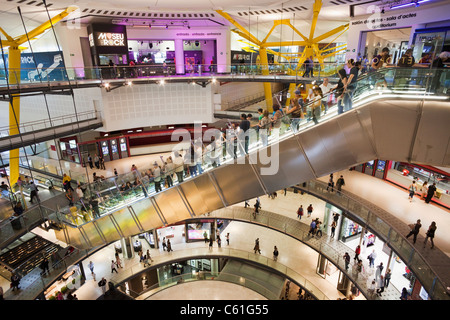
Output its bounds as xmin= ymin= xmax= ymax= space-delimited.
xmin=384 ymin=268 xmax=392 ymax=288
xmin=406 ymin=219 xmax=422 ymax=244
xmin=203 ymin=231 xmax=209 ymax=243
xmin=326 ymin=173 xmax=334 ymax=192
xmin=162 ymin=237 xmax=167 ymax=251
xmin=297 ymin=205 xmax=304 ymax=220
xmin=94 ymin=154 xmax=100 ymax=169
xmin=209 ymin=236 xmax=214 ymax=250
xmin=226 ymin=233 xmax=230 ymax=245
xmin=166 ymin=239 xmax=172 ymax=252
xmin=88 ymin=260 xmax=95 ymax=280
xmin=336 ymin=175 xmax=345 ymax=194
xmin=367 ymin=249 xmax=377 ymax=268
xmin=307 ymin=204 xmax=313 ymax=218
xmin=354 ymin=245 xmax=361 ymax=262
xmin=29 ymin=180 xmax=40 ymax=203
xmin=254 ymin=238 xmax=261 ymax=254
xmin=407 ymin=180 xmax=417 ymax=202
xmin=115 ymin=252 xmax=123 ymax=268
xmin=425 ymin=183 xmax=436 ymax=204
xmin=11 ymin=272 xmax=21 ymax=291
xmin=253 ymin=197 xmax=261 ymax=218
xmin=273 ymin=246 xmax=279 ymax=261
xmin=87 ymin=154 xmax=94 ymax=169
xmin=330 ymin=220 xmax=337 ymax=238
xmin=111 ymin=260 xmax=118 ymax=273
xmin=354 ymin=260 xmax=363 ymax=280
xmin=375 ymin=262 xmax=384 ymax=281
xmin=420 ymin=181 xmax=428 ymax=200
xmin=423 ymin=221 xmax=437 ymax=249
xmin=98 ymin=277 xmax=107 ymax=296
xmin=39 ymin=257 xmax=50 ymax=275
xmin=217 ymin=235 xmax=222 ymax=248
xmin=343 ymin=252 xmax=351 ymax=271
xmin=308 ymin=219 xmax=317 ymax=236
xmin=376 ymin=275 xmax=385 ymax=297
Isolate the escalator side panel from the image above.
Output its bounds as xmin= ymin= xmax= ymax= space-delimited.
xmin=369 ymin=100 xmax=421 ymax=162
xmin=211 ymin=162 xmax=266 ymax=205
xmin=152 ymin=187 xmax=193 ymax=223
xmin=255 ymin=137 xmax=315 ymax=193
xmin=412 ymin=100 xmax=450 ymax=166
xmin=179 ymin=175 xmax=224 ymax=214
xmin=130 ymin=199 xmax=166 ymax=231
xmin=335 ymin=111 xmax=378 ymax=165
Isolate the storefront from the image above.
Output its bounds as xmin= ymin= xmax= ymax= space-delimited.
xmin=76 ymin=135 xmax=130 ymax=166
xmin=411 ymin=26 xmax=450 ymax=62
xmin=352 ymin=159 xmax=388 ymax=179
xmin=88 ymin=24 xmax=129 ymax=68
xmin=385 ymin=161 xmax=449 ymax=208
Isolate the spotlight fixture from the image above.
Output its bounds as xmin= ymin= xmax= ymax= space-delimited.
xmin=127 ymin=81 xmax=132 ymax=86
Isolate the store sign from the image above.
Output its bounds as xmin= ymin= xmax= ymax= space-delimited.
xmin=95 ymin=32 xmax=126 ymax=47
xmin=351 ymin=12 xmax=417 ymax=30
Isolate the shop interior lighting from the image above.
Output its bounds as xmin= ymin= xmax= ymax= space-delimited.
xmin=112 ymin=19 xmax=190 ymax=29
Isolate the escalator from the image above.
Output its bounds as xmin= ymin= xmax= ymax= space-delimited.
xmin=45 ymin=67 xmax=450 ymax=250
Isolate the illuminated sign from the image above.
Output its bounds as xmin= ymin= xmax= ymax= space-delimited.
xmin=93 ymin=32 xmax=126 ymax=47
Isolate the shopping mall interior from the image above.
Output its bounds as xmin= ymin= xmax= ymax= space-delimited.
xmin=0 ymin=0 xmax=449 ymax=306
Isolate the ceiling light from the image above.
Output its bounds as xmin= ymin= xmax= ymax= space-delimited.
xmin=127 ymin=81 xmax=132 ymax=86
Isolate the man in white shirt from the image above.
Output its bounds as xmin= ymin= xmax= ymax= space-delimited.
xmin=319 ymin=77 xmax=334 ymax=114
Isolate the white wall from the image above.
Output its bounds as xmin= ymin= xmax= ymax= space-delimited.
xmin=100 ymin=82 xmax=214 ymax=132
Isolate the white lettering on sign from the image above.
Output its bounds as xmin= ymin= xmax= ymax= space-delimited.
xmin=96 ymin=32 xmax=125 ymax=46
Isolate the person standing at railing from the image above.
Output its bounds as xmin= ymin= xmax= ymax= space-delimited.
xmin=258 ymin=110 xmax=270 ymax=147
xmin=430 ymin=51 xmax=449 ymax=93
xmin=238 ymin=114 xmax=251 ymax=156
xmin=163 ymin=156 xmax=175 ymax=188
xmin=370 ymin=47 xmax=391 ymax=89
xmin=344 ymin=60 xmax=362 ymax=112
xmin=285 ymin=90 xmax=304 ymax=132
xmin=270 ymin=104 xmax=283 ymax=141
xmin=332 ymin=69 xmax=348 ymax=115
xmin=319 ymin=78 xmax=334 ymax=113
xmin=152 ymin=162 xmax=162 ymax=193
xmin=173 ymin=151 xmax=185 ymax=183
xmin=311 ymin=86 xmax=323 ymax=125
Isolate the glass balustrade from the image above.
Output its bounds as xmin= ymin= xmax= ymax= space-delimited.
xmin=297 ymin=179 xmax=449 ymax=300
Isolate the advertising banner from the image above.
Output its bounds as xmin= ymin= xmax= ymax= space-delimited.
xmin=0 ymin=51 xmax=66 ymax=81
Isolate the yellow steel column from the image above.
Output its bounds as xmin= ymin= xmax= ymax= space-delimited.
xmin=8 ymin=46 xmax=21 ymax=186
xmin=259 ymin=47 xmax=273 ymax=112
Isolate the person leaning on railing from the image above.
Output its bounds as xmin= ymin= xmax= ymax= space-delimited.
xmin=285 ymin=90 xmax=304 ymax=132
xmin=430 ymin=51 xmax=449 ymax=93
xmin=331 ymin=69 xmax=348 ymax=115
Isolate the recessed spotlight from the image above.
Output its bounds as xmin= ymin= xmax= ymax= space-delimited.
xmin=127 ymin=81 xmax=132 ymax=86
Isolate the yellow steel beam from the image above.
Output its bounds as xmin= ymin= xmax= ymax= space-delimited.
xmin=319 ymin=43 xmax=347 ymax=54
xmin=14 ymin=6 xmax=77 ymax=46
xmin=261 ymin=40 xmax=307 ymax=48
xmin=312 ymin=23 xmax=349 ymax=43
xmin=309 ymin=0 xmax=323 ymax=40
xmin=216 ymin=10 xmax=261 ymax=45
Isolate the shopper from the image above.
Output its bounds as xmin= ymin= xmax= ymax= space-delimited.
xmin=307 ymin=204 xmax=313 ymax=218
xmin=162 ymin=237 xmax=167 ymax=251
xmin=308 ymin=219 xmax=317 ymax=236
xmin=368 ymin=279 xmax=376 ymax=298
xmin=11 ymin=272 xmax=21 ymax=291
xmin=343 ymin=252 xmax=351 ymax=271
xmin=253 ymin=197 xmax=261 ymax=216
xmin=343 ymin=59 xmax=362 ymax=112
xmin=273 ymin=246 xmax=279 ymax=261
xmin=354 ymin=245 xmax=361 ymax=262
xmin=226 ymin=233 xmax=230 ymax=245
xmin=310 ymin=86 xmax=323 ymax=125
xmin=406 ymin=219 xmax=422 ymax=244
xmin=407 ymin=180 xmax=417 ymax=202
xmin=29 ymin=180 xmax=40 ymax=203
xmin=111 ymin=260 xmax=118 ymax=273
xmin=209 ymin=236 xmax=214 ymax=250
xmin=400 ymin=287 xmax=409 ymax=300
xmin=217 ymin=235 xmax=222 ymax=248
xmin=87 ymin=154 xmax=94 ymax=169
xmin=332 ymin=68 xmax=348 ymax=114
xmin=94 ymin=154 xmax=100 ymax=169
xmin=420 ymin=181 xmax=428 ymax=200
xmin=115 ymin=252 xmax=123 ymax=268
xmin=39 ymin=257 xmax=50 ymax=275
xmin=297 ymin=205 xmax=304 ymax=220
xmin=319 ymin=77 xmax=334 ymax=113
xmin=166 ymin=239 xmax=172 ymax=252
xmin=376 ymin=275 xmax=385 ymax=297
xmin=254 ymin=238 xmax=261 ymax=254
xmin=98 ymin=277 xmax=107 ymax=296
xmin=367 ymin=249 xmax=377 ymax=268
xmin=238 ymin=113 xmax=251 ymax=155
xmin=330 ymin=220 xmax=337 ymax=238
xmin=384 ymin=268 xmax=392 ymax=288
xmin=425 ymin=183 xmax=436 ymax=204
xmin=285 ymin=90 xmax=304 ymax=132
xmin=326 ymin=173 xmax=334 ymax=192
xmin=336 ymin=175 xmax=345 ymax=194
xmin=423 ymin=221 xmax=437 ymax=249
xmin=354 ymin=260 xmax=363 ymax=280
xmin=88 ymin=260 xmax=95 ymax=278
xmin=173 ymin=151 xmax=185 ymax=183
xmin=258 ymin=110 xmax=270 ymax=146
xmin=430 ymin=51 xmax=450 ymax=93
xmin=375 ymin=262 xmax=384 ymax=281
